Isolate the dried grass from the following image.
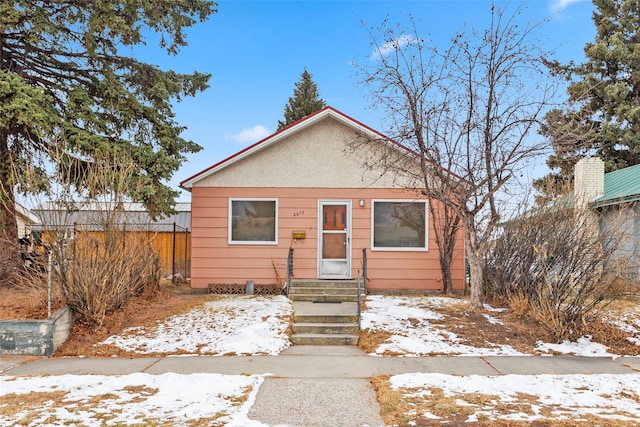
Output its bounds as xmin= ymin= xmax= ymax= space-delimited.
xmin=370 ymin=376 xmax=414 ymax=426
xmin=358 ymin=330 xmax=392 ymax=354
xmin=371 ymin=377 xmax=640 ymax=427
xmin=506 ymin=293 xmax=531 ymax=318
xmin=0 ymin=390 xmax=68 ymax=421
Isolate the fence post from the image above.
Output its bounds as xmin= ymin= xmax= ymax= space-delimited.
xmin=186 ymin=228 xmax=190 ymax=279
xmin=172 ymin=222 xmax=177 ymax=283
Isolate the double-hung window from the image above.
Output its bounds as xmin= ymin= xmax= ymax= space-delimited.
xmin=372 ymin=200 xmax=427 ymax=251
xmin=229 ymin=198 xmax=278 ymax=244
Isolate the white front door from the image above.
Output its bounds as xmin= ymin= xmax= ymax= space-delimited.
xmin=318 ymin=200 xmax=351 ymax=279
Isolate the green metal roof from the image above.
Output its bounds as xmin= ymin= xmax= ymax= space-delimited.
xmin=592 ymin=163 xmax=640 ymax=208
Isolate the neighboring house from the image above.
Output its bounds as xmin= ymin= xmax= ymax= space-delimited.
xmin=15 ymin=203 xmax=39 ymax=238
xmin=574 ymin=157 xmax=640 ymax=282
xmin=180 ymin=106 xmax=466 ymax=293
xmin=31 ymin=202 xmax=191 ymax=278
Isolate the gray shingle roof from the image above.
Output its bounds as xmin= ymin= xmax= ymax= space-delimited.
xmin=31 ymin=202 xmax=191 ymax=232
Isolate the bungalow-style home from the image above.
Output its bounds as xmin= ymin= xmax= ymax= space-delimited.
xmin=574 ymin=157 xmax=640 ymax=283
xmin=180 ymin=107 xmax=465 ymax=293
xmin=31 ymin=202 xmax=191 ymax=278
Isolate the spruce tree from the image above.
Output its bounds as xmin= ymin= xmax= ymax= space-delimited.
xmin=535 ymin=0 xmax=640 ymax=200
xmin=0 ymin=1 xmax=215 ymax=279
xmin=277 ymin=70 xmax=326 ymax=130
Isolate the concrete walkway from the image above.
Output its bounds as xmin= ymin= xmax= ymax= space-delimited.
xmin=2 ymin=348 xmax=640 ymax=427
xmin=3 ymin=346 xmax=640 ymax=377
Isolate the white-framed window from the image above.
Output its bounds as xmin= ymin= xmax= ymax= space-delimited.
xmin=228 ymin=198 xmax=278 ymax=245
xmin=371 ymin=200 xmax=428 ymax=251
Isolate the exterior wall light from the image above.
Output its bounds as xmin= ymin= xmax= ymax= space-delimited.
xmin=359 ymin=199 xmax=365 ymax=207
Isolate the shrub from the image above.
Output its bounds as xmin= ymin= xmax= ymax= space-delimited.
xmin=54 ymin=221 xmax=160 ymax=326
xmin=485 ymin=204 xmax=633 ymax=341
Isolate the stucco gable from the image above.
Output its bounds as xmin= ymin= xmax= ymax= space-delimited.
xmin=181 ymin=107 xmax=419 ymax=190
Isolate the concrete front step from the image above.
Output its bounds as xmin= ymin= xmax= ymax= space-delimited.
xmin=290 ymin=334 xmax=359 ymax=346
xmin=291 ymin=280 xmax=359 ymax=288
xmin=292 ymin=322 xmax=359 ymax=335
xmin=289 ymin=294 xmax=360 ymax=303
xmin=288 ymin=280 xmax=363 ymax=303
xmin=290 ymin=301 xmax=360 ymax=346
xmin=293 ymin=314 xmax=357 ymax=324
xmin=289 ymin=286 xmax=358 ymax=295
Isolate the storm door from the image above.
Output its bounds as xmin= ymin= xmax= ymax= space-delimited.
xmin=318 ymin=201 xmax=351 ymax=279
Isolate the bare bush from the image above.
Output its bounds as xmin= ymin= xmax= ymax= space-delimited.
xmin=55 ymin=224 xmax=160 ymax=326
xmin=26 ymin=149 xmax=162 ymax=325
xmin=485 ymin=204 xmax=634 ymax=341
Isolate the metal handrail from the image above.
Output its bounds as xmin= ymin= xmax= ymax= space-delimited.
xmin=285 ymin=247 xmax=294 ymax=295
xmin=362 ymin=248 xmax=369 ymax=294
xmin=357 ymin=271 xmax=362 ymax=331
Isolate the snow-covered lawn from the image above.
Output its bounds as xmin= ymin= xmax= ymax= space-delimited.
xmin=1 ymin=294 xmax=639 ymax=426
xmin=95 ymin=294 xmax=640 ymax=359
xmin=362 ymin=295 xmax=640 ymax=424
xmin=101 ymin=295 xmax=293 ymax=355
xmin=1 ymin=373 xmax=266 ymax=427
xmin=390 ymin=372 xmax=640 ymax=424
xmin=362 ymin=295 xmax=640 ymax=357
xmin=361 ymin=295 xmax=524 ymax=356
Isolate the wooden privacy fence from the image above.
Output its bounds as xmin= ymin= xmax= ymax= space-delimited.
xmin=155 ymin=223 xmax=191 ymax=280
xmin=31 ymin=222 xmax=191 ymax=280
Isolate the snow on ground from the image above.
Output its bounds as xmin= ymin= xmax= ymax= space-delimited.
xmin=604 ymin=304 xmax=640 ymax=346
xmin=2 ymin=294 xmax=639 ymax=426
xmin=390 ymin=372 xmax=640 ymax=423
xmin=0 ymin=373 xmax=268 ymax=427
xmin=362 ymin=295 xmax=640 ymax=357
xmin=364 ymin=295 xmax=640 ymax=424
xmin=101 ymin=295 xmax=292 ymax=355
xmin=361 ymin=295 xmax=526 ymax=356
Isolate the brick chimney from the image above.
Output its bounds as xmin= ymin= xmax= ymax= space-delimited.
xmin=574 ymin=157 xmax=604 ymax=208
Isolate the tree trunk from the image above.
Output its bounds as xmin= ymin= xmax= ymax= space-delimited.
xmin=464 ymin=225 xmax=484 ymax=309
xmin=467 ymin=252 xmax=484 ymax=309
xmin=0 ymin=132 xmax=20 ymax=283
xmin=429 ymin=200 xmax=461 ymax=295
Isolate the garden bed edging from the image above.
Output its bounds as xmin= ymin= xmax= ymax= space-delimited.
xmin=0 ymin=306 xmax=73 ymax=356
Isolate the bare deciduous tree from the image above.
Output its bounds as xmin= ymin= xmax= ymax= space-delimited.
xmin=356 ymin=5 xmax=556 ymax=308
xmin=429 ymin=202 xmax=462 ymax=294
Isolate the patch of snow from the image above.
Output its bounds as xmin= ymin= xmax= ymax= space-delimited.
xmin=483 ymin=304 xmax=507 ymax=312
xmin=604 ymin=306 xmax=640 ymax=346
xmin=0 ymin=373 xmax=269 ymax=427
xmin=482 ymin=313 xmax=503 ymax=325
xmin=390 ymin=372 xmax=640 ymax=423
xmin=101 ymin=295 xmax=292 ymax=355
xmin=535 ymin=336 xmax=617 ymax=357
xmin=362 ymin=295 xmax=639 ymax=358
xmin=362 ymin=295 xmax=525 ymax=356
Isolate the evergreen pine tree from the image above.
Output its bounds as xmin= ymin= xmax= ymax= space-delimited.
xmin=277 ymin=70 xmax=326 ymax=130
xmin=0 ymin=1 xmax=215 ymax=279
xmin=535 ymin=0 xmax=640 ymax=200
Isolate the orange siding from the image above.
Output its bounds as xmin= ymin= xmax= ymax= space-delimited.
xmin=190 ymin=187 xmax=465 ymax=292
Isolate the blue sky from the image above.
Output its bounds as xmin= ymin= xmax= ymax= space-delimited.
xmin=138 ymin=0 xmax=597 ymax=201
